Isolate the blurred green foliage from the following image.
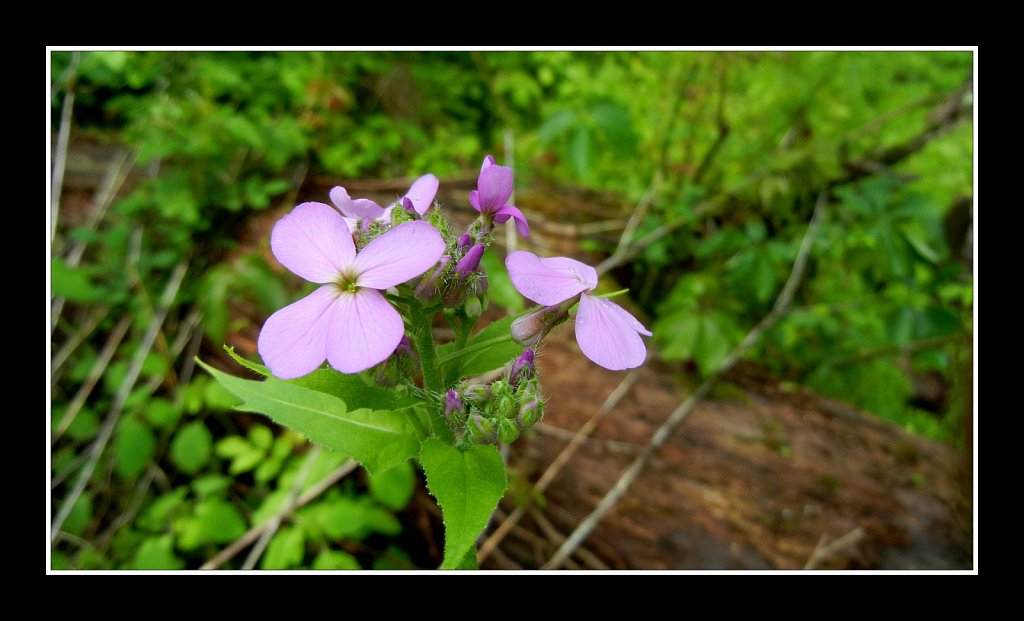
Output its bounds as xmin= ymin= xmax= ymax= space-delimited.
xmin=50 ymin=50 xmax=973 ymax=570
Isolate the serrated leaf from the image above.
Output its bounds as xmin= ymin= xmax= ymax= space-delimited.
xmin=419 ymin=439 xmax=506 ymax=569
xmin=115 ymin=420 xmax=155 ymax=479
xmin=200 ymin=361 xmax=418 ymax=473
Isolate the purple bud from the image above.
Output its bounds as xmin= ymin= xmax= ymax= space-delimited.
xmin=445 ymin=390 xmax=464 ymax=424
xmin=509 ymin=349 xmax=535 ymax=386
xmin=402 ymin=196 xmax=417 ymax=216
xmin=455 ymin=244 xmax=485 ymax=279
xmin=395 ymin=335 xmax=413 ymax=357
xmin=457 ymin=233 xmax=474 ymax=252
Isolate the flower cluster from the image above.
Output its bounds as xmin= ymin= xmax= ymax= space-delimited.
xmin=256 ymin=154 xmax=651 ymax=446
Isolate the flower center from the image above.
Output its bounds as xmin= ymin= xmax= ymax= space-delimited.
xmin=336 ymin=271 xmax=360 ymax=293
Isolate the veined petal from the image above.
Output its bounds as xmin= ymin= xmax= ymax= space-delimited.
xmin=480 ymin=154 xmax=496 ymax=173
xmin=351 ymin=198 xmax=385 ymax=219
xmin=353 ymin=221 xmax=446 ymax=289
xmin=469 ymin=190 xmax=482 ymax=213
xmin=404 ymin=174 xmax=439 ymax=215
xmin=477 ymin=165 xmax=514 ymax=214
xmin=271 ymin=202 xmax=354 ymax=283
xmin=494 ymin=204 xmax=530 ymax=238
xmin=505 ymin=250 xmax=598 ymax=305
xmin=606 ymin=299 xmax=653 ymax=336
xmin=326 ymin=288 xmax=405 ymax=374
xmin=575 ymin=293 xmax=647 ymax=370
xmin=257 ymin=285 xmax=339 ymax=379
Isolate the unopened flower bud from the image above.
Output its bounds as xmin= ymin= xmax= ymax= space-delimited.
xmin=402 ymin=196 xmax=418 ymax=216
xmin=395 ymin=335 xmax=413 ymax=357
xmin=497 ymin=418 xmax=521 ymax=444
xmin=464 ymin=294 xmax=483 ymax=318
xmin=414 ymin=256 xmax=450 ymax=301
xmin=455 ymin=244 xmax=485 ymax=279
xmin=445 ymin=390 xmax=465 ymax=425
xmin=457 ymin=233 xmax=474 ymax=252
xmin=461 ymin=384 xmax=490 ymax=404
xmin=510 ymin=304 xmax=570 ymax=348
xmin=516 ymin=398 xmax=543 ymax=429
xmin=468 ymin=414 xmax=497 ymax=444
xmin=509 ymin=349 xmax=535 ymax=386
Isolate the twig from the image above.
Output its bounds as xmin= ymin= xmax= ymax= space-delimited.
xmin=50 ymin=51 xmax=79 ymax=244
xmin=201 ymin=459 xmax=358 ymax=570
xmin=241 ymin=446 xmax=323 ymax=570
xmin=51 ymin=305 xmax=110 ymax=389
xmin=477 ymin=371 xmax=638 ymax=563
xmin=541 ymin=191 xmax=829 ymax=569
xmin=613 ymin=178 xmax=659 ymax=259
xmin=528 ymin=506 xmax=609 ymax=570
xmin=52 ymin=315 xmax=132 ymax=441
xmin=51 ymin=262 xmax=188 ymax=542
xmin=532 ymin=423 xmax=642 ymax=455
xmin=803 ymin=527 xmax=865 ymax=570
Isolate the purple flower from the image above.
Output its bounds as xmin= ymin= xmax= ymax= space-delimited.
xmin=454 ymin=243 xmax=485 ymax=278
xmin=329 ymin=173 xmax=439 ymax=228
xmin=505 ymin=250 xmax=652 ymax=371
xmin=509 ymin=349 xmax=535 ymax=386
xmin=469 ymin=155 xmax=529 ymax=238
xmin=258 ymin=202 xmax=445 ymax=378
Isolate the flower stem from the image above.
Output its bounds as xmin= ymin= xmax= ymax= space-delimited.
xmin=409 ymin=302 xmax=444 ymax=395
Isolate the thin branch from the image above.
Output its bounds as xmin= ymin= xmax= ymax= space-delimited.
xmin=542 ymin=191 xmax=829 ymax=569
xmin=51 ymin=305 xmax=110 ymax=389
xmin=477 ymin=370 xmax=639 ymax=563
xmin=50 ymin=51 xmax=79 ymax=244
xmin=52 ymin=315 xmax=132 ymax=441
xmin=51 ymin=262 xmax=188 ymax=542
xmin=803 ymin=527 xmax=865 ymax=570
xmin=241 ymin=445 xmax=323 ymax=570
xmin=200 ymin=459 xmax=358 ymax=570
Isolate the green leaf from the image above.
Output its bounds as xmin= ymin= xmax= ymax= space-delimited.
xmin=51 ymin=258 xmax=102 ymax=302
xmin=569 ymin=125 xmax=594 ymax=181
xmin=261 ymin=526 xmax=306 ymax=570
xmin=368 ymin=462 xmax=416 ymax=511
xmin=132 ymin=535 xmax=185 ymax=570
xmin=175 ymin=498 xmax=247 ymax=550
xmin=419 ymin=439 xmax=506 ymax=569
xmin=137 ymin=488 xmax=188 ymax=532
xmin=439 ymin=316 xmax=523 ymax=383
xmin=538 ymin=109 xmax=578 ymax=144
xmin=192 ymin=474 xmax=232 ymax=498
xmin=170 ymin=421 xmax=213 ymax=474
xmin=312 ymin=549 xmax=361 ymax=570
xmin=63 ymin=495 xmax=93 ymax=537
xmin=301 ymin=495 xmax=402 ymax=541
xmin=115 ymin=420 xmax=156 ymax=479
xmin=199 ymin=361 xmax=418 ymax=474
xmin=143 ymin=398 xmax=182 ymax=429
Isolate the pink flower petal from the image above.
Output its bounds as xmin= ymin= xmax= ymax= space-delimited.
xmin=330 ymin=186 xmax=361 ymax=219
xmin=505 ymin=250 xmax=598 ymax=305
xmin=270 ymin=202 xmax=354 ymax=283
xmin=257 ymin=285 xmax=340 ymax=379
xmin=477 ymin=165 xmax=514 ymax=214
xmin=353 ymin=221 xmax=446 ymax=289
xmin=480 ymin=154 xmax=496 ymax=173
xmin=325 ymin=288 xmax=405 ymax=374
xmin=468 ymin=190 xmax=482 ymax=213
xmin=403 ymin=174 xmax=439 ymax=215
xmin=351 ymin=198 xmax=385 ymax=220
xmin=494 ymin=204 xmax=530 ymax=237
xmin=574 ymin=293 xmax=648 ymax=370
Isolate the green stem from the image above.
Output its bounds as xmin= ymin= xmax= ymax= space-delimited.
xmin=455 ymin=315 xmax=478 ymax=351
xmin=409 ymin=303 xmax=444 ymax=395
